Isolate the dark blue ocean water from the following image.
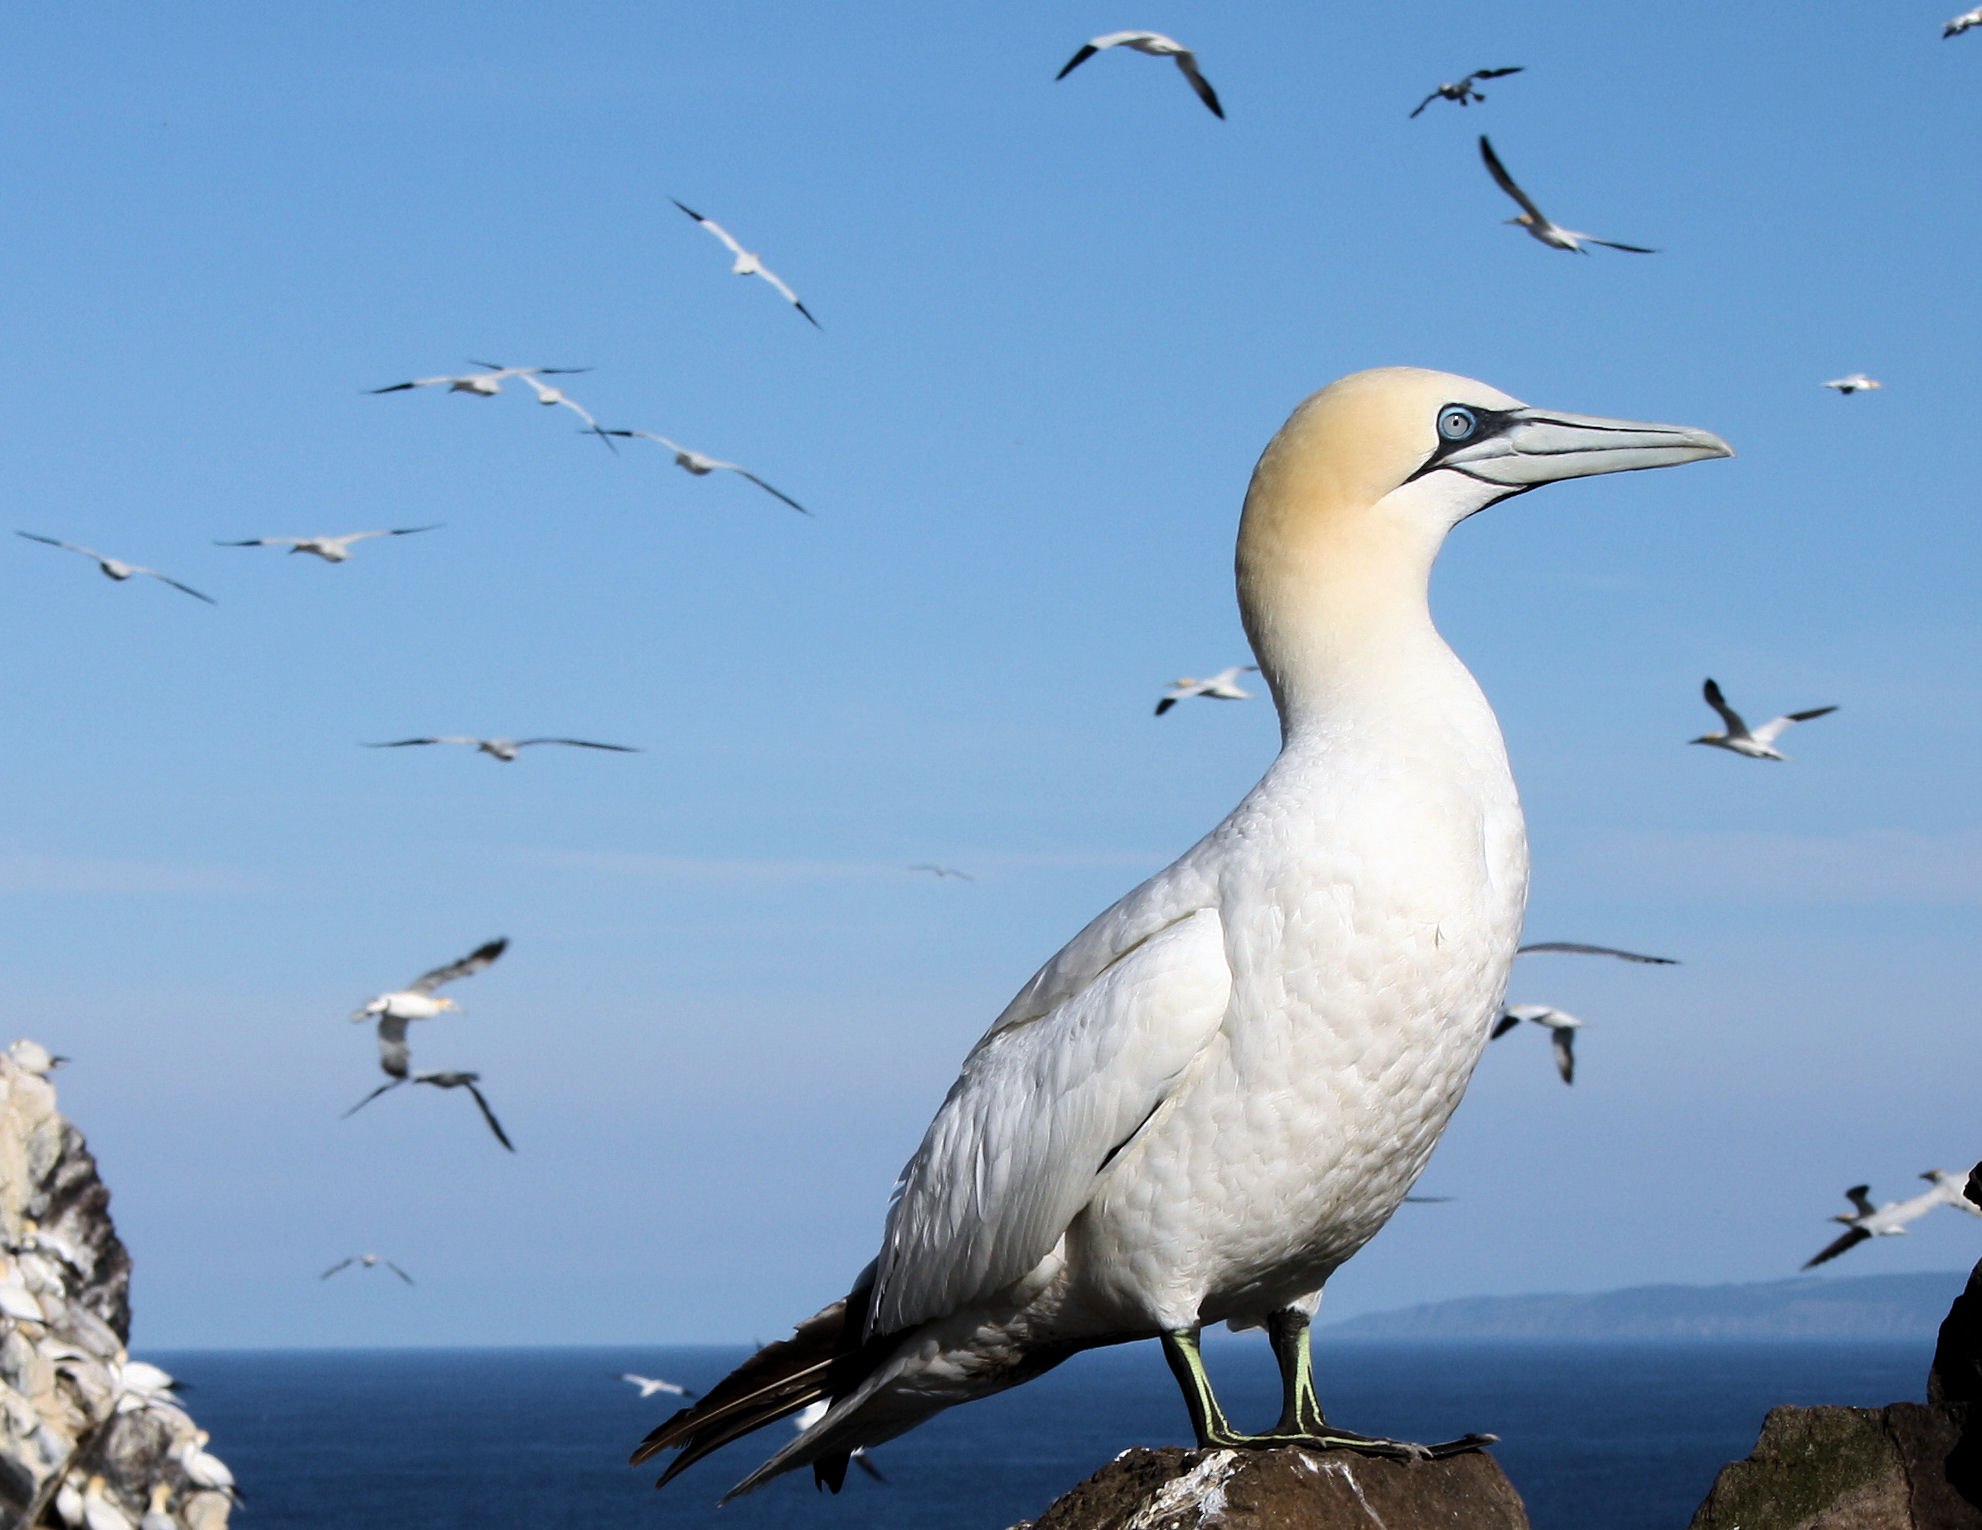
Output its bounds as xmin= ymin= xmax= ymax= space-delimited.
xmin=155 ymin=1339 xmax=1927 ymax=1528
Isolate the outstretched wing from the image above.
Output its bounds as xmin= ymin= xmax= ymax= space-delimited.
xmin=458 ymin=1079 xmax=516 ymax=1152
xmin=1551 ymin=1028 xmax=1576 ymax=1085
xmin=341 ymin=1080 xmax=403 ymax=1119
xmin=1473 ymin=67 xmax=1524 ymax=81
xmin=1586 ymin=236 xmax=1658 ymax=255
xmin=320 ymin=1257 xmax=355 ymax=1280
xmin=383 ymin=1260 xmax=416 ymax=1285
xmin=1802 ymin=1226 xmax=1870 ymax=1269
xmin=731 ymin=469 xmax=810 ymax=515
xmin=1172 ymin=53 xmax=1224 ymax=118
xmin=1518 ymin=941 xmax=1678 ymax=965
xmin=376 ymin=1015 xmax=411 ymax=1079
xmin=751 ymin=265 xmax=820 ymax=328
xmin=1701 ymin=678 xmax=1747 ymax=736
xmin=140 ymin=570 xmax=218 ymax=604
xmin=1055 ymin=42 xmax=1102 ymax=79
xmin=514 ymin=739 xmax=640 ymax=752
xmin=1489 ymin=1010 xmax=1522 ymax=1040
xmin=1751 ymin=705 xmax=1837 ymax=746
xmin=671 ymin=199 xmax=747 ymax=259
xmin=1408 ymin=91 xmax=1440 ymax=118
xmin=408 ymin=937 xmax=508 ymax=994
xmin=868 ymin=905 xmax=1230 ymax=1336
xmin=1843 ymin=1184 xmax=1877 ymax=1218
xmin=1478 ymin=136 xmax=1547 ymax=223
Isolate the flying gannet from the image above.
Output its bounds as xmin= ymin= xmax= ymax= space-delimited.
xmin=368 ymin=362 xmax=590 ymax=397
xmin=1056 ymin=32 xmax=1224 ymax=119
xmin=1822 ymin=374 xmax=1882 ymax=395
xmin=1155 ymin=665 xmax=1257 ymax=716
xmin=351 ymin=938 xmax=507 ymax=1029
xmin=1517 ymin=942 xmax=1677 ymax=965
xmin=1488 ymin=1003 xmax=1583 ymax=1084
xmin=322 ymin=1253 xmax=415 ymax=1284
xmin=363 ymin=736 xmax=640 ymax=762
xmin=1410 ymin=67 xmax=1523 ymax=118
xmin=669 ymin=201 xmax=819 ymax=328
xmin=344 ymin=1068 xmax=516 ymax=1151
xmin=1803 ymin=1172 xmax=1982 ymax=1268
xmin=1478 ymin=136 xmax=1656 ymax=254
xmin=908 ymin=864 xmax=973 ymax=881
xmin=1691 ymin=678 xmax=1837 ymax=760
xmin=214 ymin=526 xmax=441 ymax=562
xmin=515 ymin=372 xmax=617 ymax=451
xmin=598 ymin=429 xmax=809 ymax=513
xmin=631 ymin=367 xmax=1730 ymax=1496
xmin=620 ymin=1373 xmax=698 ymax=1399
xmin=1946 ymin=7 xmax=1982 ymax=36
xmin=16 ymin=533 xmax=215 ymax=605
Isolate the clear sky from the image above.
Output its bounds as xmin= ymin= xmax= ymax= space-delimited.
xmin=3 ymin=2 xmax=1980 ymax=1351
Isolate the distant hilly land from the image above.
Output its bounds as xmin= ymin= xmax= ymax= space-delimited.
xmin=1326 ymin=1271 xmax=1971 ymax=1342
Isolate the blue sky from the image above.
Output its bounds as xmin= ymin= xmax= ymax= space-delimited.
xmin=3 ymin=2 xmax=1980 ymax=1350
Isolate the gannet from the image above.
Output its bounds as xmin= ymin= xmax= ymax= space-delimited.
xmin=344 ymin=1069 xmax=516 ymax=1151
xmin=597 ymin=430 xmax=809 ymax=514
xmin=1055 ymin=32 xmax=1224 ymax=119
xmin=1823 ymin=373 xmax=1882 ymax=395
xmin=1691 ymin=678 xmax=1837 ymax=760
xmin=171 ymin=1432 xmax=239 ymax=1502
xmin=1802 ymin=1172 xmax=1981 ymax=1268
xmin=620 ymin=1372 xmax=698 ymax=1399
xmin=6 ymin=1039 xmax=68 ymax=1075
xmin=1409 ymin=67 xmax=1523 ymax=117
xmin=322 ymin=1253 xmax=415 ymax=1284
xmin=631 ymin=367 xmax=1730 ymax=1496
xmin=16 ymin=533 xmax=216 ymax=604
xmin=214 ymin=526 xmax=441 ymax=562
xmin=139 ymin=1484 xmax=174 ymax=1530
xmin=515 ymin=372 xmax=616 ymax=451
xmin=1155 ymin=665 xmax=1258 ymax=716
xmin=669 ymin=200 xmax=819 ymax=328
xmin=1517 ymin=941 xmax=1677 ymax=965
xmin=1478 ymin=137 xmax=1657 ymax=254
xmin=363 ymin=735 xmax=639 ymax=762
xmin=351 ymin=938 xmax=507 ymax=1027
xmin=368 ymin=362 xmax=589 ymax=397
xmin=55 ymin=1475 xmax=84 ymax=1529
xmin=1946 ymin=7 xmax=1982 ymax=36
xmin=80 ymin=1476 xmax=134 ymax=1530
xmin=1488 ymin=1003 xmax=1583 ymax=1084
xmin=908 ymin=864 xmax=974 ymax=881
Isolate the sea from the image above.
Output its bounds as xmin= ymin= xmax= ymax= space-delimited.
xmin=155 ymin=1338 xmax=1929 ymax=1528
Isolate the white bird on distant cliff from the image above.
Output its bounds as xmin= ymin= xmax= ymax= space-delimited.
xmin=670 ymin=200 xmax=819 ymax=327
xmin=598 ymin=429 xmax=809 ymax=514
xmin=1802 ymin=1173 xmax=1981 ymax=1268
xmin=351 ymin=938 xmax=507 ymax=1027
xmin=80 ymin=1476 xmax=133 ymax=1530
xmin=1823 ymin=374 xmax=1881 ymax=395
xmin=1155 ymin=666 xmax=1257 ymax=716
xmin=0 ymin=1276 xmax=44 ymax=1325
xmin=1946 ymin=7 xmax=1982 ymax=37
xmin=1479 ymin=136 xmax=1656 ymax=254
xmin=1055 ymin=31 xmax=1225 ymax=119
xmin=16 ymin=533 xmax=215 ymax=604
xmin=6 ymin=1040 xmax=67 ymax=1076
xmin=620 ymin=1373 xmax=697 ymax=1399
xmin=139 ymin=1484 xmax=174 ymax=1530
xmin=214 ymin=526 xmax=441 ymax=562
xmin=368 ymin=362 xmax=589 ymax=397
xmin=322 ymin=1253 xmax=415 ymax=1284
xmin=631 ymin=368 xmax=1730 ymax=1498
xmin=172 ymin=1432 xmax=239 ymax=1502
xmin=1691 ymin=678 xmax=1837 ymax=760
xmin=1489 ymin=1003 xmax=1584 ymax=1084
xmin=363 ymin=736 xmax=639 ymax=762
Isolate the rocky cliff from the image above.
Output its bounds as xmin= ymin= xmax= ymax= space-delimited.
xmin=0 ymin=1041 xmax=235 ymax=1530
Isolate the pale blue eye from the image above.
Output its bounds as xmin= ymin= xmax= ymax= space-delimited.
xmin=1438 ymin=406 xmax=1477 ymax=441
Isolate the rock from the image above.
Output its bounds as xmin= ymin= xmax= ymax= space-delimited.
xmin=0 ymin=1042 xmax=232 ymax=1529
xmin=1010 ymin=1444 xmax=1530 ymax=1530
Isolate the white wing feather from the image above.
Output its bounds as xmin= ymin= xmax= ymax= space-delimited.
xmin=869 ymin=906 xmax=1229 ymax=1335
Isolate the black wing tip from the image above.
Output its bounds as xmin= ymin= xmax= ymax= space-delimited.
xmin=670 ymin=197 xmax=704 ymax=221
xmin=1055 ymin=45 xmax=1098 ymax=79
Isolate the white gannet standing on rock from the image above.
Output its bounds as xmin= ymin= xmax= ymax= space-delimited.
xmin=1155 ymin=665 xmax=1257 ymax=716
xmin=1691 ymin=677 xmax=1837 ymax=760
xmin=631 ymin=367 xmax=1730 ymax=1497
xmin=6 ymin=1039 xmax=68 ymax=1075
xmin=1056 ymin=32 xmax=1224 ymax=119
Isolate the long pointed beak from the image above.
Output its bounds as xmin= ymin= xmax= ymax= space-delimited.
xmin=1445 ymin=407 xmax=1733 ymax=488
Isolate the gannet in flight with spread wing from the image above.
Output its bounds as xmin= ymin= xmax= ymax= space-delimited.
xmin=1947 ymin=7 xmax=1982 ymax=37
xmin=620 ymin=1373 xmax=698 ymax=1399
xmin=16 ymin=533 xmax=215 ymax=604
xmin=1410 ymin=67 xmax=1523 ymax=117
xmin=1056 ymin=32 xmax=1224 ymax=119
xmin=1155 ymin=665 xmax=1257 ymax=716
xmin=598 ymin=430 xmax=809 ymax=514
xmin=669 ymin=201 xmax=819 ymax=328
xmin=321 ymin=1253 xmax=414 ymax=1284
xmin=351 ymin=938 xmax=507 ymax=1029
xmin=1478 ymin=136 xmax=1657 ymax=254
xmin=1691 ymin=678 xmax=1837 ymax=760
xmin=344 ymin=1068 xmax=516 ymax=1151
xmin=363 ymin=736 xmax=640 ymax=762
xmin=1489 ymin=1004 xmax=1584 ymax=1084
xmin=1803 ymin=1172 xmax=1982 ymax=1268
xmin=1823 ymin=374 xmax=1882 ymax=395
xmin=215 ymin=526 xmax=441 ymax=562
xmin=631 ymin=367 xmax=1730 ymax=1497
xmin=368 ymin=362 xmax=589 ymax=397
